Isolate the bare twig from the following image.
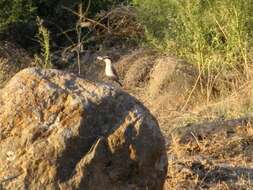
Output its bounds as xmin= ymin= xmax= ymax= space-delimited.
xmin=85 ymin=0 xmax=91 ymax=16
xmin=62 ymin=6 xmax=79 ymax=17
xmin=0 ymin=173 xmax=21 ymax=184
xmin=181 ymin=73 xmax=201 ymax=111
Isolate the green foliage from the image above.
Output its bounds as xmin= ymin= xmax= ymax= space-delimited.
xmin=0 ymin=0 xmax=35 ymax=30
xmin=0 ymin=0 xmax=130 ymax=48
xmin=134 ymin=0 xmax=253 ymax=76
xmin=0 ymin=0 xmax=127 ymax=29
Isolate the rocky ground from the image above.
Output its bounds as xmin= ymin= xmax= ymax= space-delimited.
xmin=1 ymin=42 xmax=253 ymax=189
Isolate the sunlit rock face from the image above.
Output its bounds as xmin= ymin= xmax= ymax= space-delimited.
xmin=0 ymin=67 xmax=167 ymax=190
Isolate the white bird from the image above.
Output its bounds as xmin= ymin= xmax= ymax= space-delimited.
xmin=97 ymin=56 xmax=122 ymax=87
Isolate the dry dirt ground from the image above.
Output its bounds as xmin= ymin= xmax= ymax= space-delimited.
xmin=1 ymin=44 xmax=253 ymax=189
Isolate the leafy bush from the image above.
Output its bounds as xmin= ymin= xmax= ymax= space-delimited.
xmin=133 ymin=0 xmax=253 ymax=78
xmin=0 ymin=0 xmax=35 ymax=30
xmin=0 ymin=0 xmax=129 ymax=47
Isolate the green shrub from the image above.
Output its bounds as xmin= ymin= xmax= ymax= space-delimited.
xmin=0 ymin=0 xmax=127 ymax=29
xmin=0 ymin=0 xmax=35 ymax=30
xmin=0 ymin=0 xmax=129 ymax=47
xmin=133 ymin=0 xmax=253 ymax=77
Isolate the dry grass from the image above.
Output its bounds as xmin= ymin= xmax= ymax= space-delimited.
xmin=163 ymin=122 xmax=253 ymax=190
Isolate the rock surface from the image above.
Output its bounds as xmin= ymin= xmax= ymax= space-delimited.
xmin=0 ymin=68 xmax=167 ymax=190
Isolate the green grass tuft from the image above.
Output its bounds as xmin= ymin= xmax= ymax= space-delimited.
xmin=35 ymin=17 xmax=52 ymax=69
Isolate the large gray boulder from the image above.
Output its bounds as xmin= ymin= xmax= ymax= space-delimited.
xmin=0 ymin=68 xmax=167 ymax=190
